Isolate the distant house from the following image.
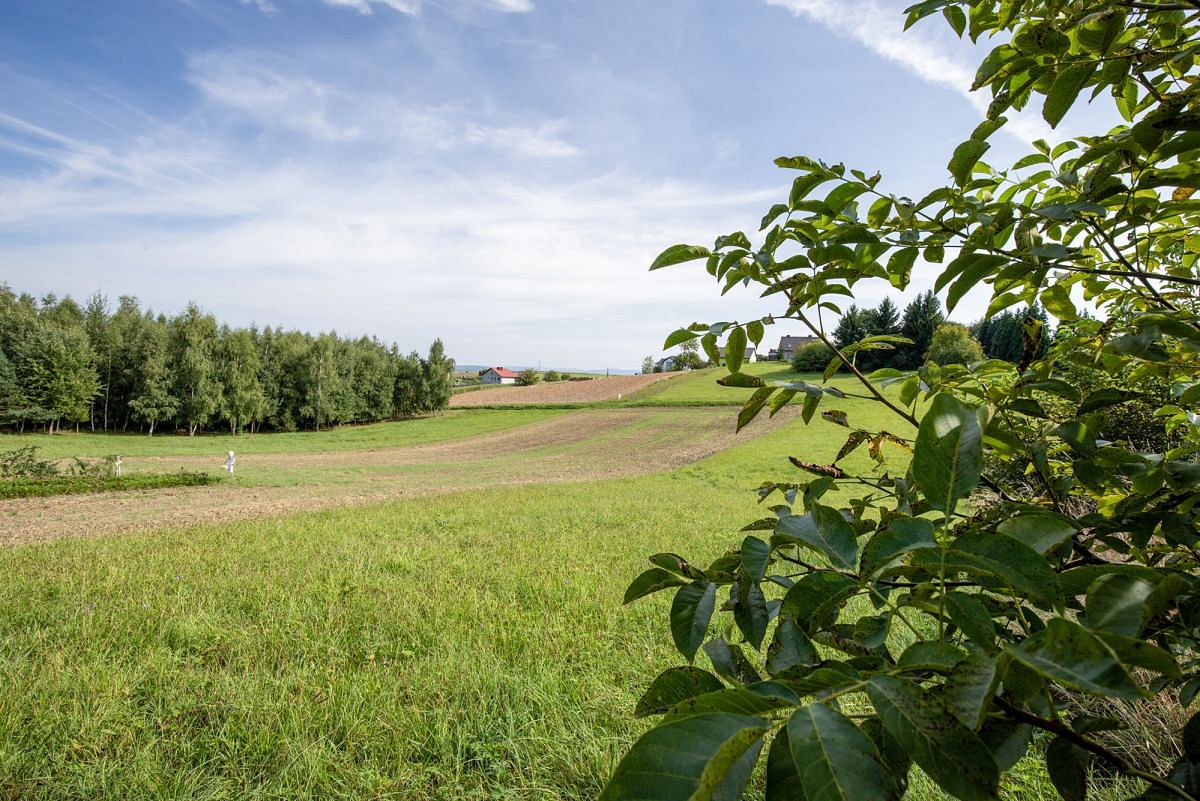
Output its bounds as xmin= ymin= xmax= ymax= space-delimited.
xmin=718 ymin=345 xmax=758 ymax=364
xmin=481 ymin=367 xmax=520 ymax=385
xmin=655 ymin=356 xmax=677 ymax=372
xmin=776 ymin=335 xmax=819 ymax=361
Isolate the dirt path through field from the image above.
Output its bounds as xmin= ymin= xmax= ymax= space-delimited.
xmin=1 ymin=406 xmax=795 ymax=546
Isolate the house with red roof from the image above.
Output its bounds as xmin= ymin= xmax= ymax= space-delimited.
xmin=480 ymin=367 xmax=520 ymax=385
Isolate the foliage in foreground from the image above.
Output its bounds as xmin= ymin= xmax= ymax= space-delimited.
xmin=606 ymin=2 xmax=1200 ymax=800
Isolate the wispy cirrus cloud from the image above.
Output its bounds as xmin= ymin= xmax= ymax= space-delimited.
xmin=316 ymin=0 xmax=530 ymax=15
xmin=765 ymin=0 xmax=1053 ymax=143
xmin=185 ymin=49 xmax=580 ymax=157
xmin=237 ymin=0 xmax=278 ymax=14
xmin=0 ymin=110 xmax=772 ymax=363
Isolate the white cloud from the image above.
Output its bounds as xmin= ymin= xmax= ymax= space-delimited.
xmin=322 ymin=0 xmax=419 ymax=14
xmin=765 ymin=0 xmax=1052 ymax=143
xmin=238 ymin=0 xmax=278 ymax=14
xmin=0 ymin=97 xmax=773 ymax=366
xmin=185 ymin=50 xmax=580 ymax=159
xmin=462 ymin=120 xmax=581 ymax=159
xmin=188 ymin=52 xmax=363 ymax=140
xmin=317 ymin=0 xmax=530 ymax=15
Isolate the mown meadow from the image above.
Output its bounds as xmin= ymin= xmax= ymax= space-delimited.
xmin=0 ymin=369 xmax=1115 ymax=800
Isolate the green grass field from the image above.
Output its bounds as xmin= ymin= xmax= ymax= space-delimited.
xmin=626 ymin=362 xmax=875 ymax=406
xmin=0 ymin=374 xmax=1081 ymax=800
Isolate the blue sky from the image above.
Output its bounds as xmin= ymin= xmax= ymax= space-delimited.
xmin=0 ymin=0 xmax=1110 ymax=369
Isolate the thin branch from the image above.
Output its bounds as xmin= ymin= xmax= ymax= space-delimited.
xmin=1117 ymin=1 xmax=1200 ymax=10
xmin=787 ymin=305 xmax=921 ymax=429
xmin=994 ymin=697 xmax=1199 ymax=801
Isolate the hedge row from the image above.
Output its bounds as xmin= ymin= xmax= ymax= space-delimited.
xmin=0 ymin=471 xmax=218 ymax=499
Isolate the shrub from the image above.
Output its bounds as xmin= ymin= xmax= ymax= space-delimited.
xmin=0 ymin=471 xmax=216 ymax=499
xmin=608 ymin=3 xmax=1200 ymax=800
xmin=0 ymin=446 xmax=58 ymax=479
xmin=790 ymin=342 xmax=832 ymax=373
xmin=517 ymin=369 xmax=541 ymax=386
xmin=925 ymin=321 xmax=984 ymax=366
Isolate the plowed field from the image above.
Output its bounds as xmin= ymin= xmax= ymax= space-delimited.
xmin=1 ymin=405 xmax=795 ymax=545
xmin=449 ymin=372 xmax=681 ymax=406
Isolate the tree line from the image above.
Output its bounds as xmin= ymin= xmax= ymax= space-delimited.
xmin=818 ymin=291 xmax=1050 ymax=371
xmin=0 ymin=286 xmax=455 ymax=435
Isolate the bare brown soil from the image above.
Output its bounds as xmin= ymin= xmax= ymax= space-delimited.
xmin=449 ymin=372 xmax=681 ymax=406
xmin=1 ymin=406 xmax=795 ymax=546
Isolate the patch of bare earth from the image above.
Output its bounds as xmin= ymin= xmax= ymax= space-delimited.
xmin=1 ymin=406 xmax=796 ymax=546
xmin=449 ymin=372 xmax=682 ymax=406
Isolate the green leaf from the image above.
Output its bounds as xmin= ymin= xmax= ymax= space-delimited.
xmin=704 ymin=638 xmax=763 ymax=686
xmin=786 ymin=704 xmax=897 ymax=801
xmin=899 ymin=641 xmax=965 ymax=672
xmin=650 ymin=553 xmax=696 ymax=578
xmin=867 ymin=676 xmax=1000 ymax=801
xmin=769 ymin=389 xmax=796 ymax=418
xmin=997 ymin=514 xmax=1077 ymax=555
xmin=767 ymin=614 xmax=821 ymax=674
xmin=717 ymin=372 xmax=764 ymax=388
xmin=949 ymin=139 xmax=990 ymax=186
xmin=600 ymin=713 xmax=769 ymax=801
xmin=1059 ymin=565 xmax=1160 ymax=598
xmin=943 ymin=5 xmax=966 ymax=36
xmin=766 ymin=727 xmax=804 ymax=801
xmin=1095 ymin=631 xmax=1181 ymax=679
xmin=868 ymin=197 xmax=894 ymax=227
xmin=944 ymin=591 xmax=998 ymax=652
xmin=861 ymin=718 xmax=911 ymax=798
xmin=671 ymin=581 xmax=719 ymax=663
xmin=780 ymin=572 xmax=859 ymax=634
xmin=1184 ymin=710 xmax=1200 ymax=761
xmin=1041 ymin=284 xmax=1077 ymax=321
xmin=726 ymin=328 xmax=747 ymax=373
xmin=652 ymin=244 xmax=713 ymax=271
xmin=887 ymin=248 xmax=919 ymax=289
xmin=1086 ymin=574 xmax=1155 ymax=637
xmin=740 ymin=536 xmax=770 ymax=583
xmin=664 ymin=328 xmax=700 ymax=350
xmin=701 ymin=333 xmax=721 ymax=366
xmin=825 ymin=183 xmax=869 ymax=215
xmin=775 ymin=506 xmax=858 ymax=571
xmin=1043 ymin=63 xmax=1097 ymax=128
xmin=712 ymin=738 xmax=764 ymax=801
xmin=625 ymin=568 xmax=688 ymax=604
xmin=760 ymin=203 xmax=789 ymax=231
xmin=936 ymin=253 xmax=1006 ymax=295
xmin=979 ymin=718 xmax=1032 ymax=773
xmin=790 ymin=173 xmax=832 ymax=207
xmin=944 ymin=653 xmax=999 ymax=730
xmin=635 ymin=667 xmax=727 ymax=718
xmin=1045 ymin=737 xmax=1088 ymax=801
xmin=922 ymin=532 xmax=1064 ymax=608
xmin=913 ymin=393 xmax=984 ymax=512
xmin=737 ymin=387 xmax=776 ymax=433
xmin=1078 ymin=388 xmax=1137 ymax=415
xmin=946 ymin=255 xmax=1001 ymax=313
xmin=859 ymin=518 xmax=937 ymax=578
xmin=734 ymin=582 xmax=770 ymax=651
xmin=667 ymin=684 xmax=799 ymax=719
xmin=747 ymin=320 xmax=765 ymax=347
xmin=1008 ymin=618 xmax=1144 ymax=699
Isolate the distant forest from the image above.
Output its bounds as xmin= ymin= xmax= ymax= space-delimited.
xmin=0 ymin=285 xmax=455 ymax=435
